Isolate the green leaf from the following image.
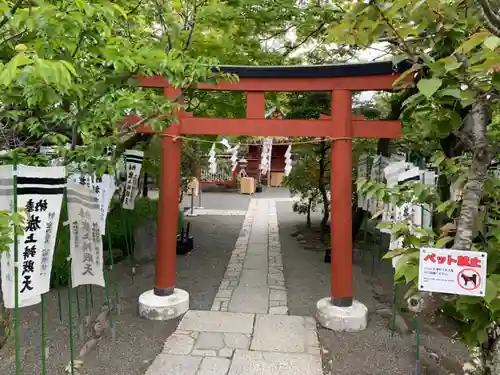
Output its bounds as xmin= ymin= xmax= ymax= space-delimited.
xmin=403 ymin=263 xmax=418 ymax=283
xmin=435 ymin=236 xmax=453 ymax=248
xmin=439 ymin=88 xmax=461 ymax=99
xmin=488 ymin=299 xmax=500 ymax=312
xmin=392 ymin=54 xmax=407 ymax=66
xmin=0 ymin=53 xmax=33 ymax=86
xmin=376 ymin=221 xmax=392 ymax=230
xmin=445 ymin=60 xmax=462 ymax=72
xmin=455 ymin=32 xmax=490 ymax=53
xmin=485 ymin=278 xmax=498 ymax=303
xmin=382 ymin=248 xmax=407 ymax=259
xmin=484 ymin=36 xmax=500 ymax=51
xmin=417 ymin=78 xmax=443 ymax=99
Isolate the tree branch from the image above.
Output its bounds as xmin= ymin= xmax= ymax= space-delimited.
xmin=283 ymin=23 xmax=326 ymax=57
xmin=369 ymin=0 xmax=417 ymax=59
xmin=127 ymin=0 xmax=144 ymax=15
xmin=474 ymin=0 xmax=500 ymax=37
xmin=184 ymin=0 xmax=207 ymax=51
xmin=0 ymin=0 xmax=24 ymax=30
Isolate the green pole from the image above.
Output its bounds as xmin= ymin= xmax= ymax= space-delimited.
xmin=41 ymin=294 xmax=47 ymax=375
xmin=12 ymin=152 xmax=20 ymax=375
xmin=391 ymin=284 xmax=398 ymax=337
xmin=54 ymin=268 xmax=63 ymax=323
xmin=104 ymin=268 xmax=116 ymax=342
xmin=62 ymin=192 xmax=76 ymax=375
xmin=75 ymin=286 xmax=83 ymax=340
xmin=84 ymin=285 xmax=90 ymax=318
xmin=122 ymin=212 xmax=135 ymax=279
xmin=106 ymin=227 xmax=121 ymax=314
xmin=414 ymin=316 xmax=421 ymax=375
xmin=89 ymin=285 xmax=94 ymax=308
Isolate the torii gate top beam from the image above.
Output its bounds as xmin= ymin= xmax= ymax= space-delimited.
xmin=138 ymin=60 xmax=411 ymax=92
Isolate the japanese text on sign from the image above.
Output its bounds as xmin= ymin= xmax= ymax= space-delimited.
xmin=418 ymin=248 xmax=487 ymax=297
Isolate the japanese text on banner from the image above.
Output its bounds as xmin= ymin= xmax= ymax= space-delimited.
xmin=0 ymin=165 xmax=65 ymax=307
xmin=67 ymin=182 xmax=105 ymax=288
xmin=122 ymin=150 xmax=144 ymax=210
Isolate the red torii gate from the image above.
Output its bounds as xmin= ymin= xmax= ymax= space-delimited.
xmin=131 ymin=62 xmax=406 ymax=323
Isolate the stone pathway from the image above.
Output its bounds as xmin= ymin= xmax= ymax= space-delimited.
xmin=145 ymin=198 xmax=323 ymax=375
xmin=185 ymin=208 xmax=248 ymax=217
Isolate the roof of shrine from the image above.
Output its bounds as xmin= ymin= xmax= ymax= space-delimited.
xmin=216 ymin=60 xmax=411 ymax=79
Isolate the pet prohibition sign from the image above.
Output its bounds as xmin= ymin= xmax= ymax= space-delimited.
xmin=418 ymin=248 xmax=487 ymax=297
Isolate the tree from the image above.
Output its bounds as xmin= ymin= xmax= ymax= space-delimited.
xmin=0 ymin=0 xmax=221 ymax=349
xmin=327 ymin=0 xmax=500 ymax=371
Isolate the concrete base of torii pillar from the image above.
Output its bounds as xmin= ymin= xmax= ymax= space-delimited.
xmin=315 ymin=298 xmax=368 ymax=332
xmin=138 ymin=289 xmax=190 ymax=321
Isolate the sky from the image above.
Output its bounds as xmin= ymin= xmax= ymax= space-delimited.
xmin=263 ymin=27 xmax=393 ymax=103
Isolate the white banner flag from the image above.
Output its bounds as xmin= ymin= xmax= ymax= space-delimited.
xmin=122 ymin=150 xmax=144 ymax=210
xmin=0 ymin=166 xmax=65 ymax=307
xmin=67 ymin=182 xmax=105 ymax=288
xmin=260 ymin=138 xmax=273 ymax=176
xmin=72 ymin=173 xmax=116 ymax=233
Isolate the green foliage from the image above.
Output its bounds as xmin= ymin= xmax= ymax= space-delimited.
xmin=358 ymin=156 xmax=500 ymax=348
xmin=327 ymin=0 xmax=500 ymax=360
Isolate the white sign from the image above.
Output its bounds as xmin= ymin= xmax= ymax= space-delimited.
xmin=0 ymin=166 xmax=65 ymax=307
xmin=418 ymin=247 xmax=487 ymax=297
xmin=284 ymin=144 xmax=292 ymax=176
xmin=0 ymin=165 xmax=43 ymax=308
xmin=67 ymin=182 xmax=105 ymax=288
xmin=72 ymin=173 xmax=116 ymax=233
xmin=122 ymin=150 xmax=144 ymax=210
xmin=260 ymin=138 xmax=273 ymax=175
xmin=208 ymin=144 xmax=217 ymax=174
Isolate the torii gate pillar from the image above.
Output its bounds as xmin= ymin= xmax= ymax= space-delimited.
xmin=138 ymin=87 xmax=190 ymax=321
xmin=315 ymin=90 xmax=368 ymax=332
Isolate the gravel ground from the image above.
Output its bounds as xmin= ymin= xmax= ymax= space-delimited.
xmin=182 ymin=191 xmax=250 ymax=211
xmin=181 ymin=187 xmax=293 ymax=211
xmin=276 ymin=202 xmax=468 ymax=375
xmin=0 ymin=214 xmax=243 ymax=375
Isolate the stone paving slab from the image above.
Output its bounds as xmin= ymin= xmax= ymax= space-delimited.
xmin=243 ymin=253 xmax=268 ymax=269
xmin=178 ymin=311 xmax=255 ymax=334
xmin=145 ymin=354 xmax=202 ymax=375
xmin=238 ymin=269 xmax=268 ymax=287
xmin=229 ymin=287 xmax=269 ymax=314
xmin=228 ymin=350 xmax=322 ymax=375
xmin=250 ymin=315 xmax=319 ymax=353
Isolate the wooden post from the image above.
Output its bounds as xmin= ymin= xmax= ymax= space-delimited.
xmin=330 ymin=90 xmax=353 ymax=307
xmin=154 ymin=88 xmax=182 ymax=296
xmin=247 ymin=92 xmax=265 ymax=185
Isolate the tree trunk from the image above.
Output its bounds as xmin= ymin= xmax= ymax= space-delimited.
xmin=306 ymin=195 xmax=313 ymax=228
xmin=453 ymin=101 xmax=494 ymax=250
xmin=352 ymin=205 xmax=365 ymax=242
xmin=454 ymin=102 xmax=496 ymax=374
xmin=142 ymin=172 xmax=149 ymax=197
xmin=318 ymin=140 xmax=330 ymax=240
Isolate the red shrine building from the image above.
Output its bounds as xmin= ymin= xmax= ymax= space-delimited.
xmin=199 ymin=107 xmax=290 ymax=188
